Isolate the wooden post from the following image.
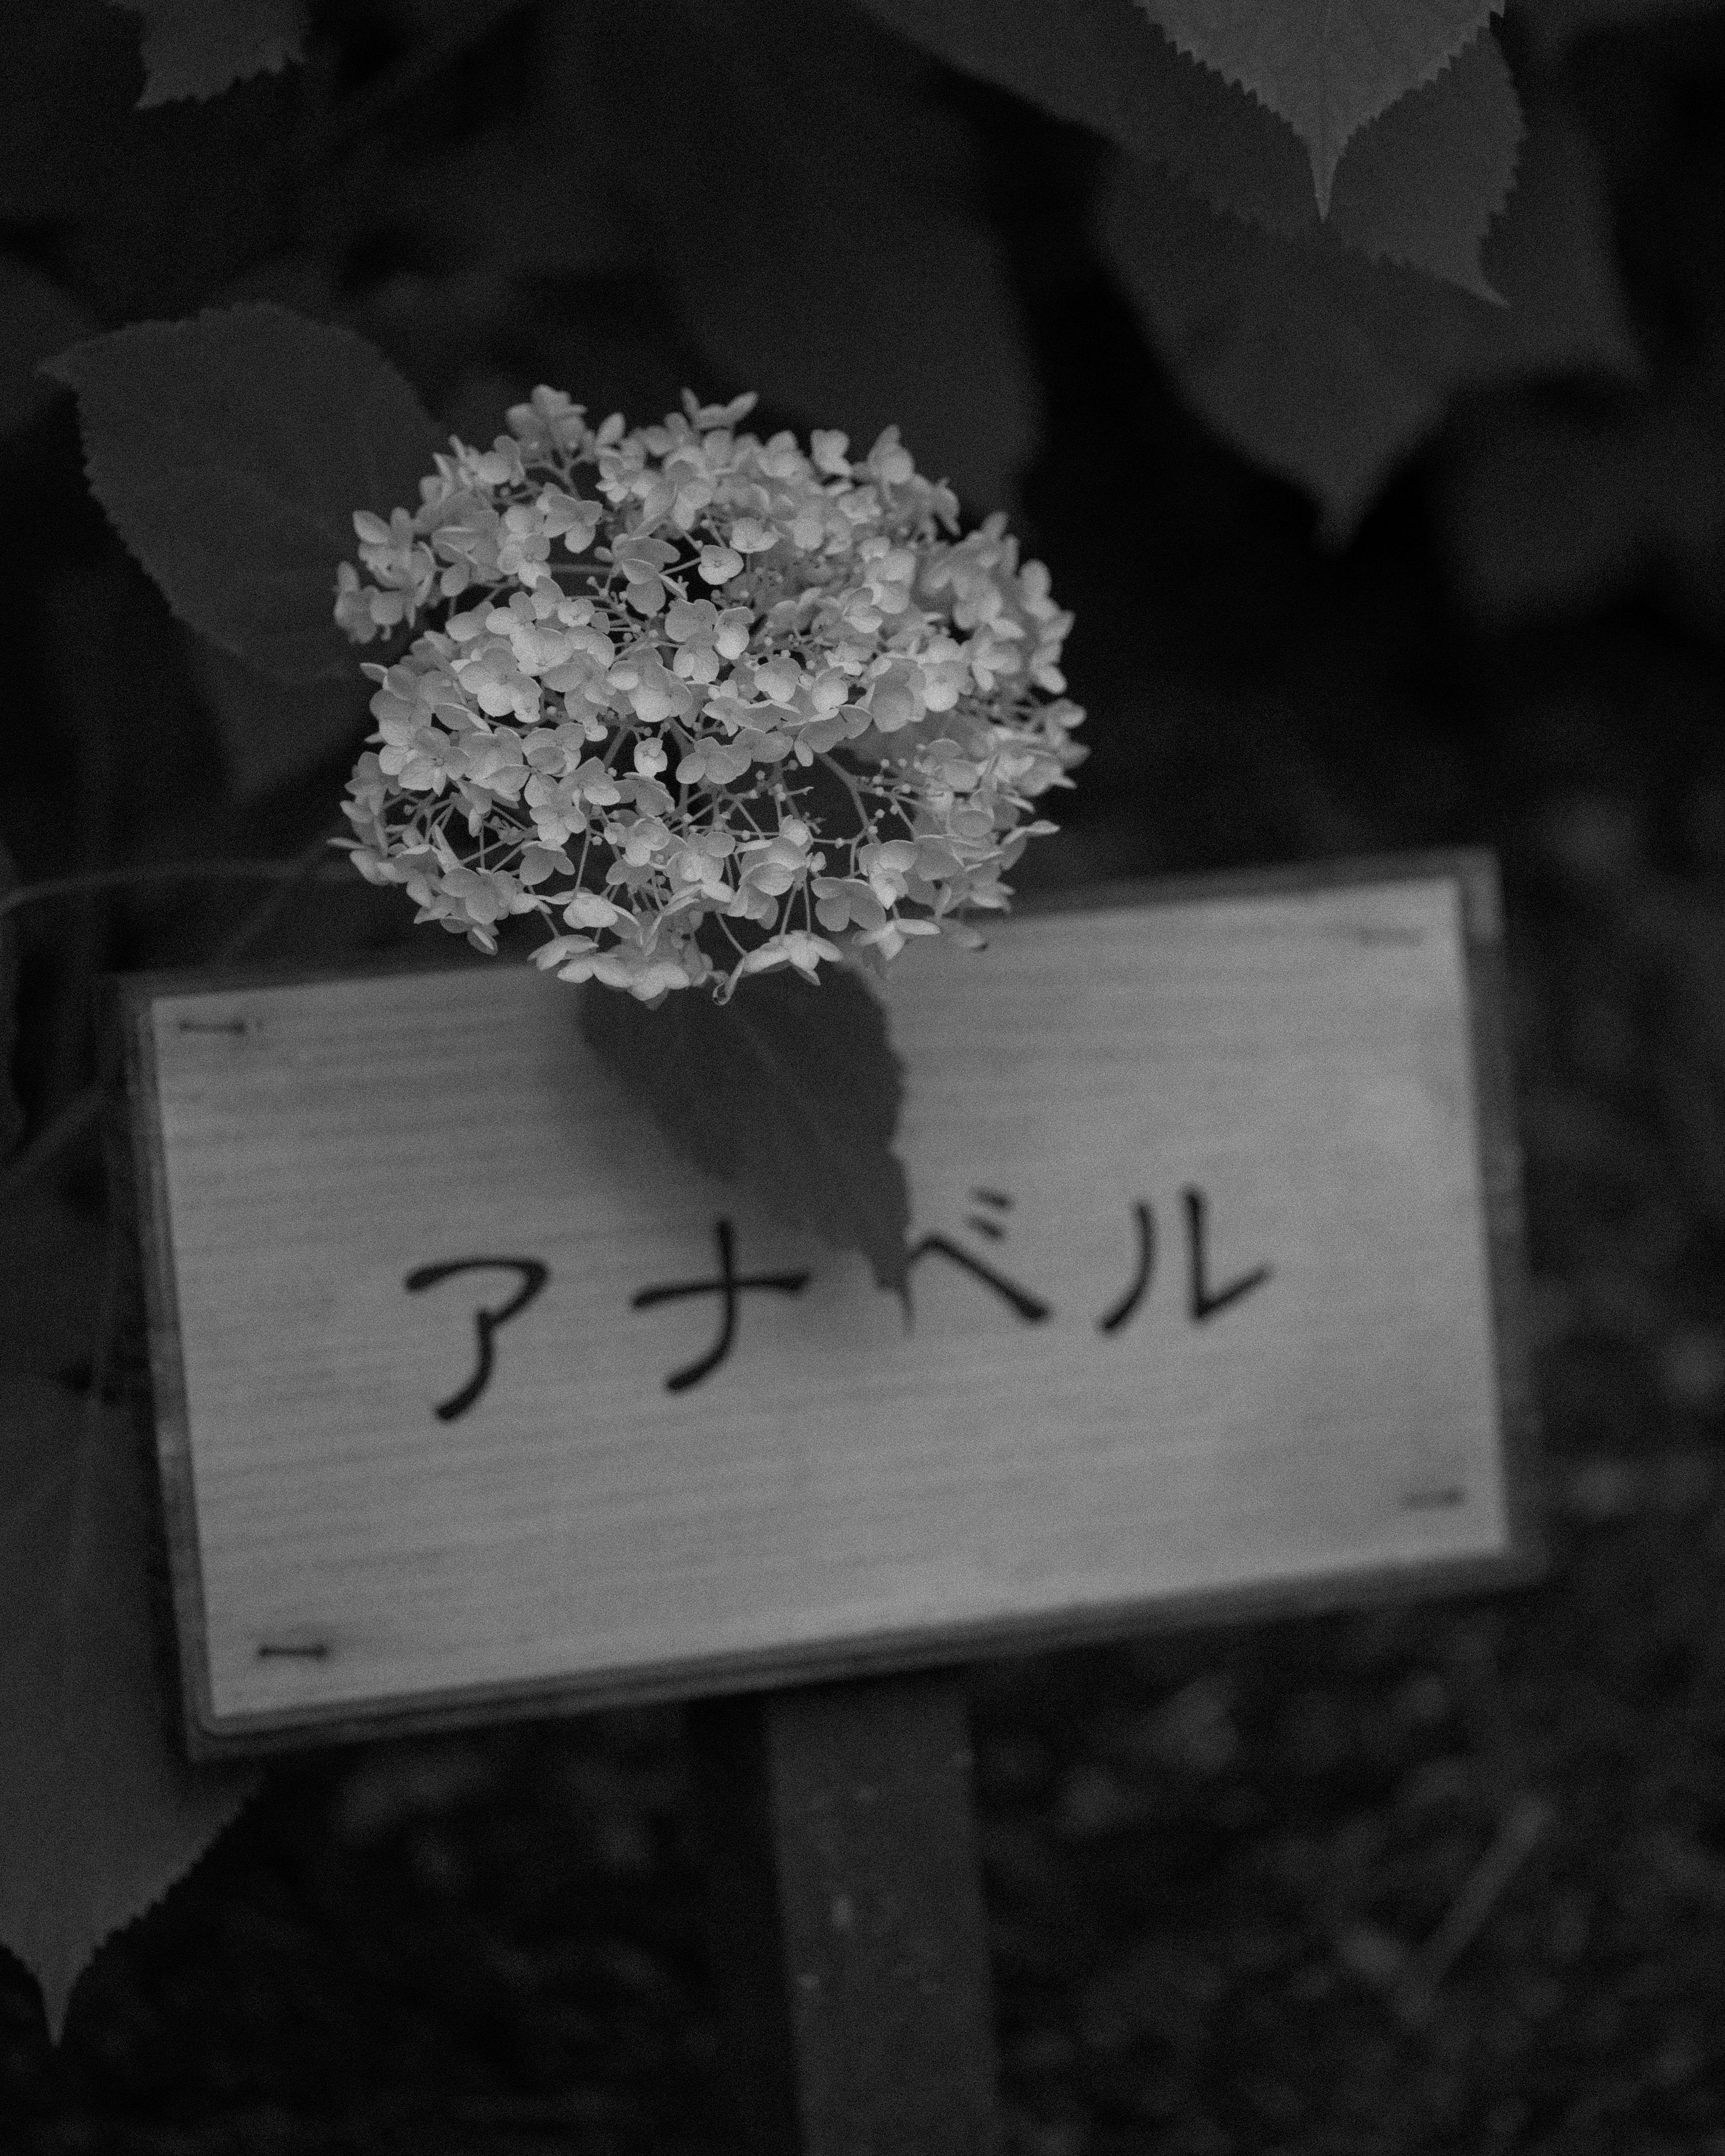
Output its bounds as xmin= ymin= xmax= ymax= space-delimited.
xmin=687 ymin=1669 xmax=1003 ymax=2156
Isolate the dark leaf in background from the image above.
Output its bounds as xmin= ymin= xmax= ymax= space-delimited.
xmin=0 ymin=1373 xmax=261 ymax=2044
xmin=106 ymin=0 xmax=308 ymax=107
xmin=856 ymin=0 xmax=1520 ymax=300
xmin=1094 ymin=104 xmax=1639 ymax=535
xmin=41 ymin=305 xmax=443 ymax=681
xmin=1328 ymin=32 xmax=1523 ymax=300
xmin=579 ymin=968 xmax=913 ymax=1300
xmin=1137 ymin=0 xmax=1500 ymax=212
xmin=561 ymin=0 xmax=1039 ymax=513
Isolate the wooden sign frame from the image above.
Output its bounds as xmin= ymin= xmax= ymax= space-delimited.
xmin=109 ymin=848 xmax=1543 ymax=1768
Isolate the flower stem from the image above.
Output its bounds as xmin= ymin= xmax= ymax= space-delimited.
xmin=814 ymin=751 xmax=875 ymax=843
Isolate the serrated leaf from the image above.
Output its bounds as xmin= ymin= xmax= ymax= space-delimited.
xmin=1137 ymin=0 xmax=1500 ymax=213
xmin=0 ymin=1374 xmax=261 ymax=2042
xmin=562 ymin=0 xmax=1039 ymax=512
xmin=0 ymin=256 xmax=98 ymax=437
xmin=1329 ymin=31 xmax=1522 ymax=299
xmin=855 ymin=0 xmax=1521 ymax=295
xmin=1094 ymin=104 xmax=1640 ymax=536
xmin=107 ymin=0 xmax=307 ymax=106
xmin=41 ymin=305 xmax=442 ymax=682
xmin=579 ymin=968 xmax=912 ymax=1299
xmin=0 ymin=845 xmax=22 ymax=1164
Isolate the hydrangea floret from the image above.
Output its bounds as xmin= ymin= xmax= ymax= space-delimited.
xmin=333 ymin=387 xmax=1086 ymax=1002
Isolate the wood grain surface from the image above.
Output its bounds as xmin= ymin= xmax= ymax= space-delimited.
xmin=113 ymin=852 xmax=1541 ymax=1760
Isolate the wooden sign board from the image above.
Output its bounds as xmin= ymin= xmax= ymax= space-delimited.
xmin=114 ymin=850 xmax=1541 ymax=1763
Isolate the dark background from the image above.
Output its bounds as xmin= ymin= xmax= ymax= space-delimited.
xmin=3 ymin=3 xmax=1725 ymax=2149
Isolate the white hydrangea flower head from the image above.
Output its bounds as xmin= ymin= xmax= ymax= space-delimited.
xmin=333 ymin=386 xmax=1087 ymax=1003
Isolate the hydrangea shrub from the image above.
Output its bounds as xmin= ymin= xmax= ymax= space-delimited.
xmin=334 ymin=388 xmax=1086 ymax=1002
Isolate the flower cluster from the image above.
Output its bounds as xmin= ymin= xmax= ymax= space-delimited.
xmin=334 ymin=386 xmax=1086 ymax=1001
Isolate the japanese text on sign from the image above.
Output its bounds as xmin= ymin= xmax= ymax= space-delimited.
xmin=406 ymin=1184 xmax=1273 ymax=1412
